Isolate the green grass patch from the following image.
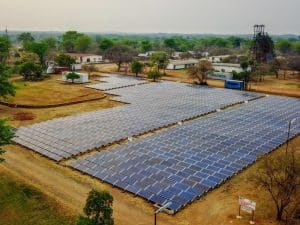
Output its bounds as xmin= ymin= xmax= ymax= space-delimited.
xmin=0 ymin=173 xmax=76 ymax=225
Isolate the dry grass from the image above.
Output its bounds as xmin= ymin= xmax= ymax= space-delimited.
xmin=0 ymin=98 xmax=122 ymax=127
xmin=6 ymin=75 xmax=106 ymax=106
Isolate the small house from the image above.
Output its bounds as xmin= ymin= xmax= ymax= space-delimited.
xmin=66 ymin=53 xmax=103 ymax=64
xmin=166 ymin=59 xmax=198 ymax=70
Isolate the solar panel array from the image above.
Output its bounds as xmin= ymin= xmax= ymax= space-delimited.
xmin=13 ymin=81 xmax=261 ymax=161
xmin=86 ymin=74 xmax=147 ymax=91
xmin=68 ymin=96 xmax=300 ymax=213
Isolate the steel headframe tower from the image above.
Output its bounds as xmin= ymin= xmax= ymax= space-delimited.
xmin=252 ymin=24 xmax=275 ymax=63
xmin=253 ymin=24 xmax=265 ymax=38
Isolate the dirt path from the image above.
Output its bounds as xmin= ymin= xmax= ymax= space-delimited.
xmin=2 ymin=137 xmax=299 ymax=225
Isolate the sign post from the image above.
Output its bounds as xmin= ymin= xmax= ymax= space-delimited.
xmin=237 ymin=197 xmax=256 ymax=224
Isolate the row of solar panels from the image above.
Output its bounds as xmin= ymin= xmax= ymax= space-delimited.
xmin=86 ymin=74 xmax=147 ymax=91
xmin=68 ymin=96 xmax=300 ymax=212
xmin=13 ymin=81 xmax=262 ymax=161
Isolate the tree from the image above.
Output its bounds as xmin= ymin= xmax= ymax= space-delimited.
xmin=276 ymin=40 xmax=293 ymax=54
xmin=0 ymin=63 xmax=15 ymax=99
xmin=287 ymin=56 xmax=300 ymax=73
xmin=148 ymin=67 xmax=162 ymax=82
xmin=131 ymin=60 xmax=144 ymax=77
xmin=0 ymin=118 xmax=15 ymax=162
xmin=19 ymin=61 xmax=43 ymax=81
xmin=55 ymin=54 xmax=76 ymax=70
xmin=164 ymin=38 xmax=177 ymax=50
xmin=24 ymin=41 xmax=49 ymax=66
xmin=187 ymin=60 xmax=213 ymax=84
xmin=76 ymin=36 xmax=92 ymax=53
xmin=18 ymin=32 xmax=34 ymax=43
xmin=271 ymin=58 xmax=288 ymax=79
xmin=150 ymin=51 xmax=169 ymax=74
xmin=105 ymin=45 xmax=136 ymax=72
xmin=0 ymin=37 xmax=11 ymax=63
xmin=99 ymin=39 xmax=114 ymax=52
xmin=77 ymin=189 xmax=114 ymax=225
xmin=252 ymin=32 xmax=275 ymax=63
xmin=66 ymin=72 xmax=80 ymax=83
xmin=254 ymin=149 xmax=300 ymax=222
xmin=140 ymin=40 xmax=152 ymax=53
xmin=42 ymin=37 xmax=57 ymax=50
xmin=62 ymin=31 xmax=84 ymax=52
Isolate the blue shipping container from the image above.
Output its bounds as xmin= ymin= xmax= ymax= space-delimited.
xmin=224 ymin=80 xmax=245 ymax=90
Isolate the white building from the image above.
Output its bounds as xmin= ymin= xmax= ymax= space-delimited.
xmin=167 ymin=59 xmax=198 ymax=70
xmin=61 ymin=72 xmax=89 ymax=83
xmin=66 ymin=53 xmax=103 ymax=64
xmin=208 ymin=55 xmax=230 ymax=63
xmin=213 ymin=63 xmax=247 ymax=74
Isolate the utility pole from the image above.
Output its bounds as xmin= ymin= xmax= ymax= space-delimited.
xmin=5 ymin=26 xmax=8 ymax=39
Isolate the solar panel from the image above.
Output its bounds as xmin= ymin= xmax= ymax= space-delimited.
xmin=86 ymin=74 xmax=147 ymax=91
xmin=68 ymin=96 xmax=300 ymax=213
xmin=13 ymin=80 xmax=262 ymax=161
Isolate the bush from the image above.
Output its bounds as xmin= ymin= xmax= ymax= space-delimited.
xmin=66 ymin=72 xmax=80 ymax=83
xmin=148 ymin=69 xmax=162 ymax=82
xmin=78 ymin=189 xmax=114 ymax=225
xmin=19 ymin=61 xmax=43 ymax=81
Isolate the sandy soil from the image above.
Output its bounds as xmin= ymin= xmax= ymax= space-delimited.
xmin=1 ymin=135 xmax=299 ymax=225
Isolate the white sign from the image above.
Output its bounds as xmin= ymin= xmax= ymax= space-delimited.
xmin=239 ymin=197 xmax=256 ymax=214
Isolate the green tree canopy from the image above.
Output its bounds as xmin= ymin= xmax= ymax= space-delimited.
xmin=99 ymin=39 xmax=114 ymax=52
xmin=55 ymin=54 xmax=76 ymax=69
xmin=77 ymin=189 xmax=114 ymax=225
xmin=0 ymin=118 xmax=14 ymax=162
xmin=140 ymin=40 xmax=152 ymax=52
xmin=42 ymin=37 xmax=57 ymax=50
xmin=18 ymin=32 xmax=35 ymax=43
xmin=150 ymin=51 xmax=169 ymax=73
xmin=0 ymin=37 xmax=11 ymax=63
xmin=75 ymin=36 xmax=92 ymax=53
xmin=148 ymin=68 xmax=162 ymax=82
xmin=66 ymin=72 xmax=80 ymax=83
xmin=19 ymin=61 xmax=43 ymax=81
xmin=276 ymin=40 xmax=293 ymax=54
xmin=131 ymin=60 xmax=144 ymax=77
xmin=164 ymin=38 xmax=177 ymax=50
xmin=62 ymin=31 xmax=84 ymax=52
xmin=0 ymin=63 xmax=15 ymax=99
xmin=24 ymin=41 xmax=49 ymax=65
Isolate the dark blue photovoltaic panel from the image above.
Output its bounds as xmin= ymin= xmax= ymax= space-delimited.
xmin=69 ymin=96 xmax=300 ymax=213
xmin=13 ymin=80 xmax=261 ymax=161
xmin=87 ymin=74 xmax=147 ymax=91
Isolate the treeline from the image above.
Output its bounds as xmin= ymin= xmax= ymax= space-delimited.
xmin=5 ymin=31 xmax=300 ymax=56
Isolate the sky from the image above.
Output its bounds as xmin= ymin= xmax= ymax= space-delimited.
xmin=1 ymin=0 xmax=300 ymax=34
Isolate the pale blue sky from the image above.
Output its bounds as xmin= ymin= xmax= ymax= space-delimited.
xmin=1 ymin=0 xmax=299 ymax=34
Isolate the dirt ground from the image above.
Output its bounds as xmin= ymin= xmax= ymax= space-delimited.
xmin=1 ymin=69 xmax=299 ymax=225
xmin=6 ymin=75 xmax=105 ymax=106
xmin=1 ymin=137 xmax=299 ymax=225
